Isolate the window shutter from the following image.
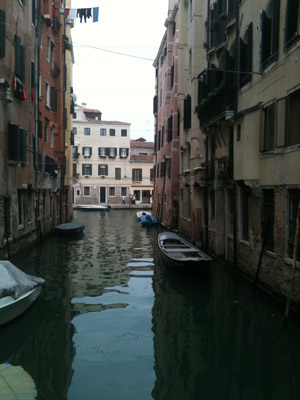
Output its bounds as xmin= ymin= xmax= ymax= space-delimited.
xmin=82 ymin=164 xmax=85 ymax=175
xmin=98 ymin=164 xmax=101 ymax=175
xmin=0 ymin=10 xmax=5 ymax=58
xmin=50 ymin=87 xmax=57 ymax=111
xmin=168 ymin=116 xmax=173 ymax=142
xmin=21 ymin=43 xmax=25 ymax=82
xmin=20 ymin=128 xmax=27 ymax=164
xmin=198 ymin=80 xmax=206 ymax=103
xmin=260 ymin=10 xmax=271 ymax=67
xmin=90 ymin=147 xmax=92 ymax=155
xmin=126 ymin=148 xmax=129 ymax=157
xmin=272 ymin=0 xmax=280 ymax=54
xmin=38 ymin=120 xmax=43 ymax=138
xmin=183 ymin=95 xmax=191 ymax=130
xmin=15 ymin=35 xmax=22 ymax=78
xmin=247 ymin=23 xmax=253 ymax=76
xmin=8 ymin=123 xmax=20 ymax=162
xmin=105 ymin=165 xmax=108 ymax=175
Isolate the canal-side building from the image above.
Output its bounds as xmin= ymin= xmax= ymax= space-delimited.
xmin=152 ymin=0 xmax=180 ymax=230
xmin=72 ymin=105 xmax=132 ymax=206
xmin=0 ymin=0 xmax=74 ymax=258
xmin=230 ymin=0 xmax=300 ymax=305
xmin=164 ymin=0 xmax=300 ymax=308
xmin=177 ymin=0 xmax=209 ymax=248
xmin=130 ymin=139 xmax=155 ymax=205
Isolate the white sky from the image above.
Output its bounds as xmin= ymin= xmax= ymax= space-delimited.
xmin=71 ymin=0 xmax=168 ymax=141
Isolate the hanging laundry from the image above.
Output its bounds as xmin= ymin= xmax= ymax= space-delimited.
xmin=87 ymin=8 xmax=92 ymax=19
xmin=77 ymin=8 xmax=87 ymax=23
xmin=70 ymin=9 xmax=76 ymax=21
xmin=93 ymin=7 xmax=99 ymax=22
xmin=64 ymin=8 xmax=70 ymax=18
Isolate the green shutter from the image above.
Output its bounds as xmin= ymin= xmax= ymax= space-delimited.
xmin=8 ymin=123 xmax=20 ymax=162
xmin=21 ymin=43 xmax=25 ymax=82
xmin=15 ymin=35 xmax=22 ymax=78
xmin=183 ymin=95 xmax=191 ymax=130
xmin=272 ymin=0 xmax=280 ymax=54
xmin=105 ymin=165 xmax=108 ymax=175
xmin=20 ymin=128 xmax=27 ymax=164
xmin=247 ymin=23 xmax=253 ymax=75
xmin=0 ymin=10 xmax=5 ymax=58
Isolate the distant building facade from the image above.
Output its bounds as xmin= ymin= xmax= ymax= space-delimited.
xmin=152 ymin=0 xmax=180 ymax=229
xmin=0 ymin=0 xmax=73 ymax=258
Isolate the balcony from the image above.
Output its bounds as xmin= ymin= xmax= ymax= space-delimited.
xmin=196 ymin=85 xmax=235 ymax=128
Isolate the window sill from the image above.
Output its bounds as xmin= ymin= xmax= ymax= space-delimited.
xmin=284 ymin=257 xmax=300 ymax=269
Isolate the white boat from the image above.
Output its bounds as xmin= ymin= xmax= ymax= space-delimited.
xmin=0 ymin=261 xmax=45 ymax=326
xmin=136 ymin=211 xmax=152 ymax=221
xmin=76 ymin=204 xmax=111 ymax=211
xmin=158 ymin=232 xmax=212 ymax=272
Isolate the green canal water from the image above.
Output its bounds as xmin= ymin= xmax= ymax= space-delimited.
xmin=1 ymin=209 xmax=300 ymax=399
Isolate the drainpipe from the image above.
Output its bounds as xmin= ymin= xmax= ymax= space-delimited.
xmin=34 ymin=0 xmax=42 ymax=243
xmin=61 ymin=0 xmax=67 ymax=223
xmin=232 ymin=0 xmax=240 ymax=269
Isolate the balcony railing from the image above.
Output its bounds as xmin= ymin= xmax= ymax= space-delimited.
xmin=196 ymin=85 xmax=235 ymax=127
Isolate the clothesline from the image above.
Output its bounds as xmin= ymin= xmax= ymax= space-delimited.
xmin=52 ymin=7 xmax=100 ymax=23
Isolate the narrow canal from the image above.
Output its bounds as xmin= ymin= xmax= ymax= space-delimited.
xmin=1 ymin=209 xmax=300 ymax=400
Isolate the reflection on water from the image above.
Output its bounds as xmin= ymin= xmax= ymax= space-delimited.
xmin=1 ymin=209 xmax=300 ymax=399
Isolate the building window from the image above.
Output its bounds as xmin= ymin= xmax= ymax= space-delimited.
xmin=82 ymin=164 xmax=92 ymax=175
xmin=240 ymin=189 xmax=249 ymax=241
xmin=46 ymin=35 xmax=51 ymax=60
xmin=115 ymin=168 xmax=121 ymax=180
xmin=72 ymin=163 xmax=77 ymax=176
xmin=98 ymin=164 xmax=108 ymax=176
xmin=109 ymin=187 xmax=115 ymax=197
xmin=83 ymin=186 xmax=90 ymax=196
xmin=121 ymin=187 xmax=127 ymax=196
xmin=121 ymin=129 xmax=127 ymax=137
xmin=286 ymin=89 xmax=300 ymax=146
xmin=73 ymin=127 xmax=77 ymax=135
xmin=132 ymin=168 xmax=142 ymax=181
xmin=84 ymin=128 xmax=90 ymax=136
xmin=239 ymin=23 xmax=253 ymax=87
xmin=109 ymin=129 xmax=115 ymax=136
xmin=150 ymin=168 xmax=154 ymax=181
xmin=285 ymin=0 xmax=300 ymax=49
xmin=263 ymin=102 xmax=276 ymax=151
xmin=45 ymin=121 xmax=49 ymax=142
xmin=50 ymin=125 xmax=54 ymax=148
xmin=17 ymin=189 xmax=24 ymax=227
xmin=99 ymin=147 xmax=106 ymax=157
xmin=288 ymin=189 xmax=300 ymax=260
xmin=83 ymin=147 xmax=92 ymax=157
xmin=119 ymin=148 xmax=129 ymax=158
xmin=45 ymin=81 xmax=50 ymax=107
xmin=260 ymin=0 xmax=280 ymax=69
xmin=261 ymin=189 xmax=274 ymax=251
xmin=109 ymin=148 xmax=116 ymax=157
xmin=7 ymin=123 xmax=27 ymax=164
xmin=100 ymin=128 xmax=106 ymax=136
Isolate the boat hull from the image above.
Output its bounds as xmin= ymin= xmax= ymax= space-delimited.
xmin=55 ymin=223 xmax=84 ymax=235
xmin=158 ymin=232 xmax=212 ymax=273
xmin=0 ymin=286 xmax=42 ymax=326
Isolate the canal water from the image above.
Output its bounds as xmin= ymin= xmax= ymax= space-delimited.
xmin=1 ymin=209 xmax=300 ymax=400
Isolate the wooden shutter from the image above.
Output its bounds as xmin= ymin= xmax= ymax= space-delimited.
xmin=0 ymin=10 xmax=5 ymax=57
xmin=15 ymin=35 xmax=22 ymax=79
xmin=260 ymin=10 xmax=271 ymax=67
xmin=20 ymin=128 xmax=27 ymax=164
xmin=8 ymin=123 xmax=20 ymax=162
xmin=183 ymin=95 xmax=191 ymax=130
xmin=105 ymin=165 xmax=108 ymax=175
xmin=272 ymin=0 xmax=280 ymax=54
xmin=247 ymin=23 xmax=253 ymax=76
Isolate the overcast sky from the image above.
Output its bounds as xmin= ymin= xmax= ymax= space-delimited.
xmin=71 ymin=0 xmax=168 ymax=141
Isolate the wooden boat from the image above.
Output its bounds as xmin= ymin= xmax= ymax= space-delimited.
xmin=158 ymin=232 xmax=212 ymax=271
xmin=140 ymin=214 xmax=158 ymax=226
xmin=136 ymin=211 xmax=152 ymax=221
xmin=0 ymin=261 xmax=45 ymax=326
xmin=55 ymin=222 xmax=85 ymax=235
xmin=76 ymin=204 xmax=111 ymax=211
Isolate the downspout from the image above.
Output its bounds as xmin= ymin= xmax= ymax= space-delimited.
xmin=61 ymin=0 xmax=66 ymax=223
xmin=204 ymin=0 xmax=210 ymax=250
xmin=232 ymin=0 xmax=240 ymax=269
xmin=34 ymin=0 xmax=42 ymax=243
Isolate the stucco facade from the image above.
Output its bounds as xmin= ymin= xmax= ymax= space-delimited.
xmin=153 ymin=1 xmax=180 ymax=229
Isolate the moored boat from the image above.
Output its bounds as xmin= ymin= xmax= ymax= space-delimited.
xmin=0 ymin=261 xmax=45 ymax=326
xmin=140 ymin=214 xmax=158 ymax=226
xmin=158 ymin=231 xmax=212 ymax=271
xmin=76 ymin=204 xmax=111 ymax=211
xmin=55 ymin=222 xmax=85 ymax=235
xmin=136 ymin=211 xmax=152 ymax=221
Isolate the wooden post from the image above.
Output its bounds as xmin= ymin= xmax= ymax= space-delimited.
xmin=253 ymin=218 xmax=270 ymax=295
xmin=285 ymin=200 xmax=300 ymax=318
